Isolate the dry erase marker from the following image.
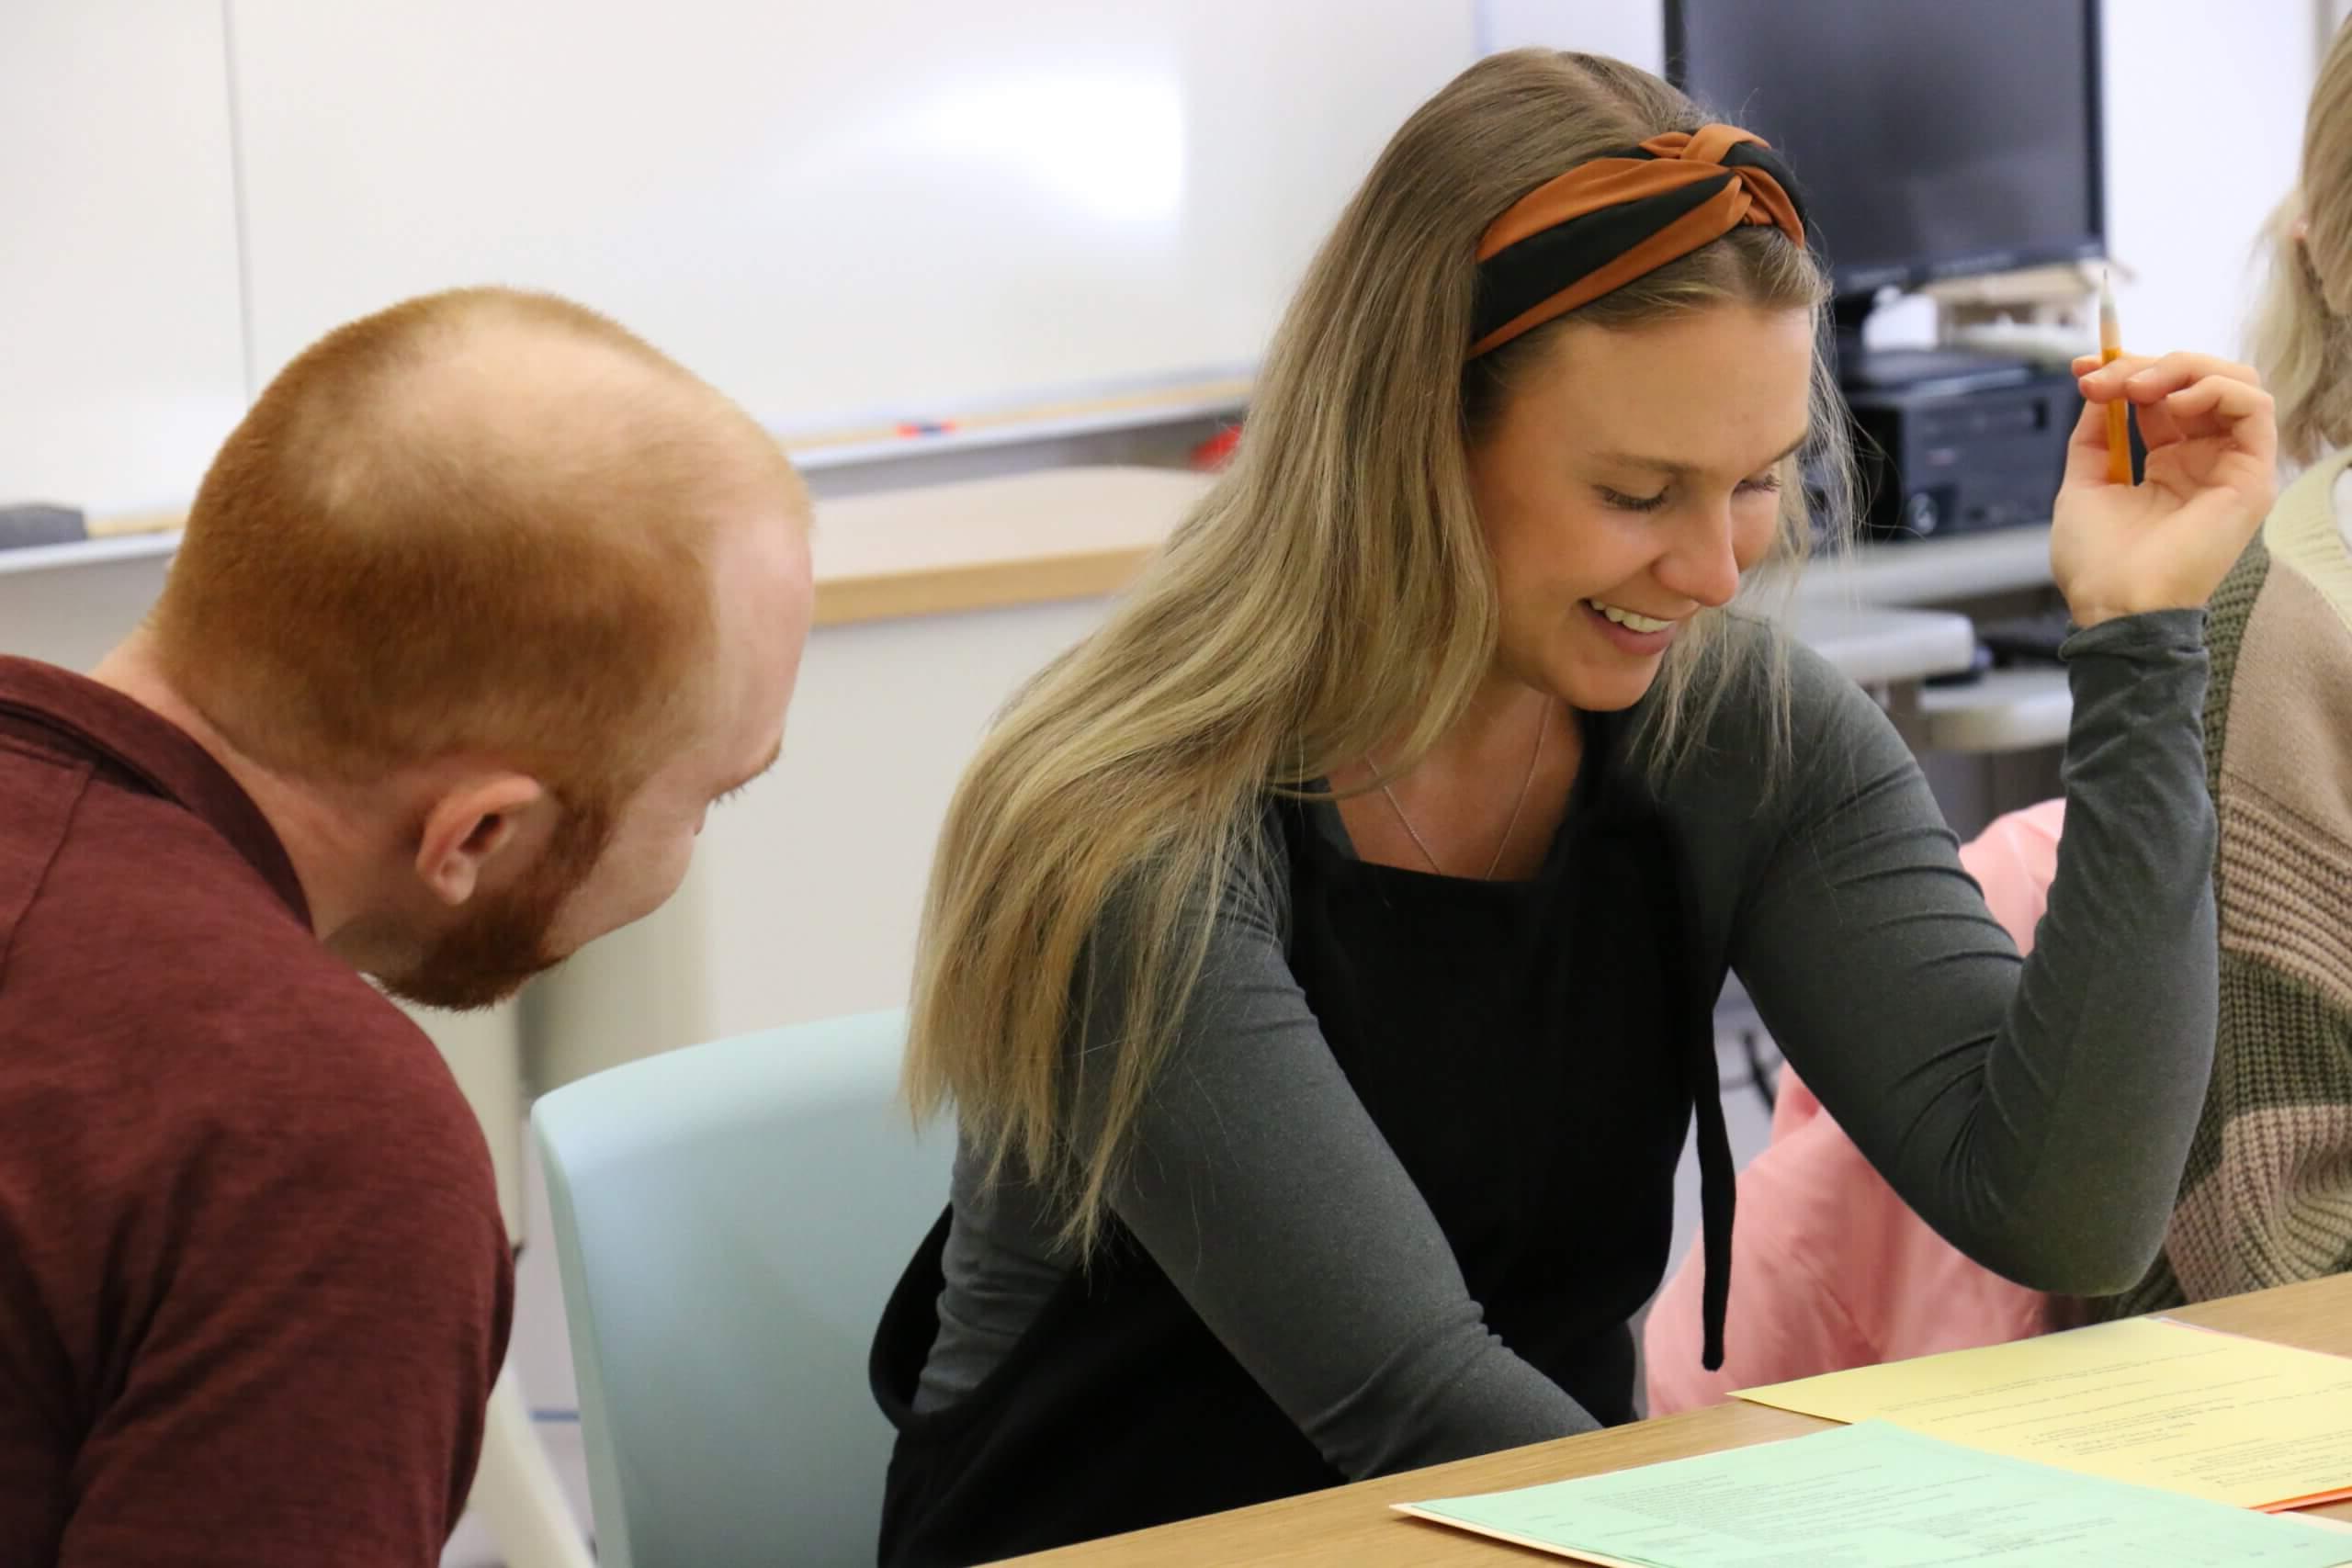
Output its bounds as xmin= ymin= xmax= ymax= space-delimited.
xmin=2099 ymin=270 xmax=2131 ymax=485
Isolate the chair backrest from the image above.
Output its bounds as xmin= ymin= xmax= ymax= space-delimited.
xmin=532 ymin=1009 xmax=950 ymax=1567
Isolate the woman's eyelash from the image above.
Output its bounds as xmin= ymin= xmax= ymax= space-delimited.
xmin=1599 ymin=474 xmax=1781 ymax=513
xmin=1600 ymin=486 xmax=1670 ymax=513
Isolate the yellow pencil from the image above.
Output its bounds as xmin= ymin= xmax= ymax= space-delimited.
xmin=2099 ymin=269 xmax=2132 ymax=485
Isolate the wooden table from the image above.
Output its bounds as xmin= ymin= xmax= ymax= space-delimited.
xmin=1000 ymin=1275 xmax=2352 ymax=1565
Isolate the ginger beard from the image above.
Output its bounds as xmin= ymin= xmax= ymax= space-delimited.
xmin=378 ymin=798 xmax=616 ymax=1013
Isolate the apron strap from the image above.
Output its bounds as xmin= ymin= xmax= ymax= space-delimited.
xmin=1687 ymin=1041 xmax=1737 ymax=1371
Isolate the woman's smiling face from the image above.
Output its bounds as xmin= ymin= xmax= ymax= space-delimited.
xmin=1468 ymin=303 xmax=1815 ymax=711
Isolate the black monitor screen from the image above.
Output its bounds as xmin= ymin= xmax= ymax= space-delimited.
xmin=1667 ymin=1 xmax=2104 ymax=296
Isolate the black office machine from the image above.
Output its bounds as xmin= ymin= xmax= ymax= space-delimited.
xmin=1844 ymin=367 xmax=2082 ymax=542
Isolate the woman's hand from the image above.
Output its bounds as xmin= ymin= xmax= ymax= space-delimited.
xmin=2049 ymin=351 xmax=2277 ymax=628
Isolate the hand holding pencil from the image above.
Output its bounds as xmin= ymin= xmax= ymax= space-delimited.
xmin=2048 ymin=281 xmax=2278 ymax=629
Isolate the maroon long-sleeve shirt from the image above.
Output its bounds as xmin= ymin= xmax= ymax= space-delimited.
xmin=0 ymin=657 xmax=513 ymax=1566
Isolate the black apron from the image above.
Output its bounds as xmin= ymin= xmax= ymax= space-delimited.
xmin=871 ymin=720 xmax=1737 ymax=1566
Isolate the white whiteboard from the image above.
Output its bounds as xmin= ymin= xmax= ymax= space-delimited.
xmin=229 ymin=0 xmax=1477 ymax=429
xmin=0 ymin=3 xmax=248 ymax=515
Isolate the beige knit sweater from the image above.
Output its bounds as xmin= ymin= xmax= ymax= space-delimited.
xmin=2109 ymin=447 xmax=2352 ymax=1313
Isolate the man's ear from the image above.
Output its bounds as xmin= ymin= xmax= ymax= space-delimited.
xmin=414 ymin=774 xmax=549 ymax=908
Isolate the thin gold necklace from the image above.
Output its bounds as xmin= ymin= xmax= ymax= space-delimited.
xmin=1373 ymin=698 xmax=1552 ymax=880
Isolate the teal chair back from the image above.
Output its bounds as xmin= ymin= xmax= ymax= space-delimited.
xmin=532 ymin=1010 xmax=950 ymax=1567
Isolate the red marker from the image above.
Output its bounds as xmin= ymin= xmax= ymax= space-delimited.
xmin=1192 ymin=424 xmax=1242 ymax=470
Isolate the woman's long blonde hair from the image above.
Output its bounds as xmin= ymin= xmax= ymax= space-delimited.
xmin=2252 ymin=18 xmax=2352 ymax=465
xmin=906 ymin=50 xmax=1853 ymax=1247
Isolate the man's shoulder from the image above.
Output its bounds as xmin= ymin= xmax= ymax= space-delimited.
xmin=6 ymin=779 xmax=489 ymax=1176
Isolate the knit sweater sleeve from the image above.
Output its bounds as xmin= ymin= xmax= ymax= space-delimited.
xmin=2143 ymin=468 xmax=2352 ymax=1307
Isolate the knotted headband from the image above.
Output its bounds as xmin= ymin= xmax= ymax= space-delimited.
xmin=1469 ymin=123 xmax=1809 ymax=359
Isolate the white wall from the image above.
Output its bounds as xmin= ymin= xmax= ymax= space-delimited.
xmin=1476 ymin=0 xmax=1658 ymax=64
xmin=527 ymin=593 xmax=1113 ymax=1088
xmin=0 ymin=550 xmax=172 ymax=672
xmin=2107 ymin=1 xmax=2316 ymax=361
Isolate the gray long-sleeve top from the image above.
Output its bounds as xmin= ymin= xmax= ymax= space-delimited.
xmin=911 ymin=609 xmax=2216 ymax=1482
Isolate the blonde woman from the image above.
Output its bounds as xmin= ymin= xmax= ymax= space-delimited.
xmin=869 ymin=50 xmax=2274 ymax=1563
xmin=2100 ymin=17 xmax=2352 ymax=1317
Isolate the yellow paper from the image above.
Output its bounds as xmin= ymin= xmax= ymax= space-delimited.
xmin=1736 ymin=1317 xmax=2352 ymax=1510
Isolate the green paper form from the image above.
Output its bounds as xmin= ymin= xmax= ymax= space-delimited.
xmin=1397 ymin=1421 xmax=2352 ymax=1567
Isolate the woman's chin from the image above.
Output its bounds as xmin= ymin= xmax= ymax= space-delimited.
xmin=1555 ymin=658 xmax=1668 ymax=713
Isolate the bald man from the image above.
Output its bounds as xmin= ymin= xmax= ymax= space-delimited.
xmin=0 ymin=289 xmax=814 ymax=1566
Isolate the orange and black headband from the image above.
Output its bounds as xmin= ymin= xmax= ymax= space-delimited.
xmin=1469 ymin=124 xmax=1809 ymax=359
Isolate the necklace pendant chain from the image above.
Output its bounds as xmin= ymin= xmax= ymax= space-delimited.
xmin=1373 ymin=697 xmax=1553 ymax=882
